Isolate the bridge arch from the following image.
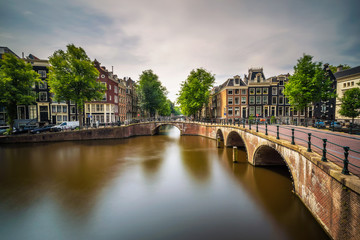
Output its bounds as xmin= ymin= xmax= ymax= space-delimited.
xmin=226 ymin=130 xmax=248 ymax=161
xmin=216 ymin=129 xmax=224 ymax=148
xmin=152 ymin=123 xmax=182 ymax=135
xmin=253 ymin=144 xmax=296 ymax=189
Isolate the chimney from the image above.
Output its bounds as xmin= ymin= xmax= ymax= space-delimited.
xmin=112 ymin=66 xmax=114 ymax=73
xmin=337 ymin=65 xmax=343 ymax=72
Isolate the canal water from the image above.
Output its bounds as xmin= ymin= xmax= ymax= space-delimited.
xmin=0 ymin=127 xmax=329 ymax=240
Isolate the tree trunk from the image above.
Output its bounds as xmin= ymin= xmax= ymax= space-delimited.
xmin=7 ymin=102 xmax=17 ymax=134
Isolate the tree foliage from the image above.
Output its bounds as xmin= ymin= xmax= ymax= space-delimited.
xmin=48 ymin=44 xmax=105 ymax=127
xmin=328 ymin=64 xmax=351 ymax=73
xmin=137 ymin=70 xmax=168 ymax=117
xmin=284 ymin=54 xmax=335 ymax=117
xmin=338 ymin=84 xmax=360 ymax=124
xmin=177 ymin=68 xmax=215 ymax=117
xmin=0 ymin=53 xmax=41 ymax=133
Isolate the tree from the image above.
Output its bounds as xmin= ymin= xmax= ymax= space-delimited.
xmin=158 ymin=99 xmax=171 ymax=116
xmin=328 ymin=64 xmax=351 ymax=73
xmin=177 ymin=68 xmax=215 ymax=118
xmin=338 ymin=84 xmax=360 ymax=125
xmin=136 ymin=70 xmax=168 ymax=117
xmin=48 ymin=44 xmax=106 ymax=128
xmin=0 ymin=53 xmax=41 ymax=133
xmin=284 ymin=54 xmax=335 ymax=120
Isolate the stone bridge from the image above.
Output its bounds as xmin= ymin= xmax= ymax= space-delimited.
xmin=155 ymin=121 xmax=360 ymax=240
xmin=1 ymin=121 xmax=360 ymax=239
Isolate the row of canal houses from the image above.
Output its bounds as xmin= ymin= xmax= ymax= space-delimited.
xmin=0 ymin=47 xmax=139 ymax=127
xmin=205 ymin=65 xmax=360 ymax=124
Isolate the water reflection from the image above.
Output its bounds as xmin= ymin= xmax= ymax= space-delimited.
xmin=0 ymin=127 xmax=329 ymax=240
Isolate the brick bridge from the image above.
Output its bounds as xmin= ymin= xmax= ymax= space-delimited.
xmin=155 ymin=121 xmax=360 ymax=240
xmin=1 ymin=121 xmax=360 ymax=239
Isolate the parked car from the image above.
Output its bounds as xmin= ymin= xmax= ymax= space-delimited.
xmin=51 ymin=121 xmax=79 ymax=132
xmin=330 ymin=121 xmax=342 ymax=129
xmin=314 ymin=121 xmax=326 ymax=129
xmin=13 ymin=125 xmax=37 ymax=134
xmin=30 ymin=125 xmax=55 ymax=134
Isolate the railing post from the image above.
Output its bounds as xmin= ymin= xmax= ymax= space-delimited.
xmin=265 ymin=122 xmax=268 ymax=135
xmin=342 ymin=146 xmax=350 ymax=175
xmin=276 ymin=125 xmax=280 ymax=139
xmin=307 ymin=133 xmax=312 ymax=152
xmin=256 ymin=122 xmax=258 ymax=132
xmin=291 ymin=129 xmax=295 ymax=145
xmin=321 ymin=139 xmax=327 ymax=162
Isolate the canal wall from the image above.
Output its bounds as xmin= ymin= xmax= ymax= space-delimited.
xmin=1 ymin=122 xmax=360 ymax=240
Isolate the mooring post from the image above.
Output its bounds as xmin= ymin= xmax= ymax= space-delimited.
xmin=233 ymin=146 xmax=238 ymax=163
xmin=217 ymin=137 xmax=222 ymax=148
xmin=276 ymin=125 xmax=280 ymax=139
xmin=256 ymin=122 xmax=258 ymax=132
xmin=291 ymin=129 xmax=295 ymax=145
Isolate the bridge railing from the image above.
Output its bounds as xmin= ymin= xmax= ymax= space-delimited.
xmin=204 ymin=119 xmax=360 ymax=177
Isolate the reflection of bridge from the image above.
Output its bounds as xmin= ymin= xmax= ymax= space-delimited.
xmin=1 ymin=120 xmax=359 ymax=240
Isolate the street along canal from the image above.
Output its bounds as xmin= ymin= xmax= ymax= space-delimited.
xmin=0 ymin=126 xmax=329 ymax=240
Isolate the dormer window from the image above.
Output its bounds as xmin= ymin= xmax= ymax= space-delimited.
xmin=257 ymin=75 xmax=260 ymax=82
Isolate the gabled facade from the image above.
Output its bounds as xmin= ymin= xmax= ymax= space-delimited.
xmin=334 ymin=65 xmax=360 ymax=123
xmin=84 ymin=60 xmax=119 ymax=125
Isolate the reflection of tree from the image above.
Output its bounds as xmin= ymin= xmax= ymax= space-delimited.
xmin=0 ymin=140 xmax=128 ymax=217
xmin=179 ymin=136 xmax=212 ymax=183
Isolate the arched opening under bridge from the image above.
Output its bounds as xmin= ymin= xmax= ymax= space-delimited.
xmin=153 ymin=124 xmax=182 ymax=136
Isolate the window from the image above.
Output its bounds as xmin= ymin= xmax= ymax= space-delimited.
xmin=38 ymin=70 xmax=46 ymax=78
xmin=351 ymin=82 xmax=354 ymax=86
xmin=29 ymin=105 xmax=36 ymax=119
xmin=279 ymin=80 xmax=284 ymax=86
xmin=256 ymin=106 xmax=262 ymax=115
xmin=109 ymin=84 xmax=112 ymax=90
xmin=256 ymin=75 xmax=260 ymax=82
xmin=103 ymin=93 xmax=107 ymax=101
xmin=39 ymin=92 xmax=47 ymax=101
xmin=228 ymin=107 xmax=233 ymax=116
xmin=110 ymin=95 xmax=112 ymax=101
xmin=235 ymin=107 xmax=240 ymax=116
xmin=115 ymin=96 xmax=118 ymax=103
xmin=249 ymin=96 xmax=255 ymax=104
xmin=228 ymin=89 xmax=233 ymax=95
xmin=115 ymin=86 xmax=118 ymax=93
xmin=256 ymin=96 xmax=261 ymax=104
xmin=272 ymin=96 xmax=277 ymax=104
xmin=71 ymin=106 xmax=76 ymax=114
xmin=285 ymin=97 xmax=290 ymax=104
xmin=279 ymin=96 xmax=284 ymax=105
xmin=263 ymin=88 xmax=268 ymax=94
xmin=57 ymin=106 xmax=62 ymax=113
xmin=39 ymin=82 xmax=47 ymax=89
xmin=263 ymin=96 xmax=268 ymax=104
xmin=249 ymin=106 xmax=255 ymax=116
xmin=63 ymin=106 xmax=67 ymax=113
xmin=279 ymin=87 xmax=284 ymax=95
xmin=343 ymin=83 xmax=346 ymax=88
xmin=228 ymin=97 xmax=233 ymax=105
xmin=52 ymin=105 xmax=56 ymax=113
xmin=272 ymin=87 xmax=277 ymax=95
xmin=63 ymin=116 xmax=68 ymax=121
xmin=241 ymin=89 xmax=246 ymax=95
xmin=235 ymin=79 xmax=239 ymax=85
xmin=279 ymin=106 xmax=283 ymax=116
xmin=57 ymin=115 xmax=62 ymax=121
xmin=235 ymin=89 xmax=239 ymax=94
xmin=256 ymin=88 xmax=262 ymax=95
xmin=249 ymin=88 xmax=255 ymax=95
xmin=96 ymin=104 xmax=100 ymax=112
xmin=234 ymin=97 xmax=239 ymax=105
xmin=293 ymin=109 xmax=298 ymax=116
xmin=241 ymin=97 xmax=246 ymax=104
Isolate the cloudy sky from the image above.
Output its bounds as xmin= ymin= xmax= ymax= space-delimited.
xmin=1 ymin=0 xmax=360 ymax=101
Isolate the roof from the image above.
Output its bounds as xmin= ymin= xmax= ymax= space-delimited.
xmin=334 ymin=66 xmax=360 ymax=79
